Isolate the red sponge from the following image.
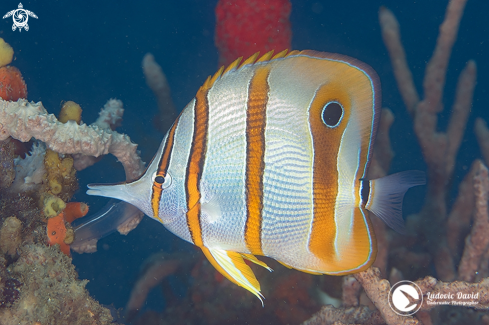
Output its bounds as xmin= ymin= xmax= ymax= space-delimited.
xmin=215 ymin=0 xmax=292 ymax=66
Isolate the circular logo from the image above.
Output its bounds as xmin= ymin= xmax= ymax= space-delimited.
xmin=388 ymin=280 xmax=423 ymax=316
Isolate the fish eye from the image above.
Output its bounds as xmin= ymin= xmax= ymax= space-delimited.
xmin=321 ymin=101 xmax=343 ymax=128
xmin=152 ymin=172 xmax=172 ymax=189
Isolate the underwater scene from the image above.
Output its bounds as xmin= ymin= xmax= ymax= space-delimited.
xmin=0 ymin=0 xmax=488 ymax=324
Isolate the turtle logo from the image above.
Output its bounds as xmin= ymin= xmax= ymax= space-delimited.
xmin=3 ymin=3 xmax=38 ymax=32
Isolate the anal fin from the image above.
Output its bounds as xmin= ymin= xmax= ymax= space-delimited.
xmin=241 ymin=253 xmax=273 ymax=272
xmin=277 ymin=260 xmax=323 ymax=275
xmin=201 ymin=247 xmax=265 ymax=304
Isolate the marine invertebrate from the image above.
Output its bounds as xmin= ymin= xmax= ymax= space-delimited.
xmin=0 ymin=138 xmax=16 ymax=189
xmin=43 ymin=195 xmax=66 ymax=218
xmin=215 ymin=0 xmax=292 ymax=66
xmin=0 ymin=99 xmax=144 ymax=181
xmin=0 ymin=38 xmax=13 ymax=68
xmin=0 ymin=244 xmax=113 ymax=324
xmin=46 ymin=202 xmax=89 ymax=256
xmin=142 ymin=53 xmax=177 ymax=134
xmin=46 ymin=213 xmax=70 ymax=255
xmin=10 ymin=141 xmax=46 ymax=193
xmin=0 ymin=98 xmax=145 ymax=234
xmin=0 ymin=216 xmax=22 ymax=257
xmin=0 ymin=66 xmax=27 ymax=101
xmin=0 ymin=278 xmax=22 ymax=308
xmin=58 ymin=100 xmax=82 ymax=124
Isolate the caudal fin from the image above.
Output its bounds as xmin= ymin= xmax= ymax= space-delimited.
xmin=365 ymin=171 xmax=426 ymax=234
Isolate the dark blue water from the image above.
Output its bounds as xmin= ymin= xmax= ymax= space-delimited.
xmin=2 ymin=0 xmax=488 ymax=320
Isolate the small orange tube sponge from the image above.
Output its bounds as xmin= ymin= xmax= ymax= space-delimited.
xmin=46 ymin=213 xmax=70 ymax=255
xmin=46 ymin=202 xmax=89 ymax=255
xmin=64 ymin=202 xmax=89 ymax=223
xmin=0 ymin=66 xmax=27 ymax=101
xmin=59 ymin=101 xmax=82 ymax=124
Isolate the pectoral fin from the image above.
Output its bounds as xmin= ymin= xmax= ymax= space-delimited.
xmin=201 ymin=247 xmax=265 ymax=304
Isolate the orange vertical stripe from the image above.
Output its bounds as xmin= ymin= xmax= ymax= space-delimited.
xmin=151 ymin=117 xmax=179 ymax=222
xmin=185 ymin=85 xmax=210 ymax=247
xmin=308 ymin=82 xmax=351 ymax=265
xmin=244 ymin=67 xmax=271 ymax=255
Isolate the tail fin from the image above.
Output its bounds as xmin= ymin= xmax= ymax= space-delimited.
xmin=365 ymin=171 xmax=426 ymax=234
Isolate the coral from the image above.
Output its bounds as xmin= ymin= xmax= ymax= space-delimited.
xmin=59 ymin=100 xmax=82 ymax=124
xmin=0 ymin=67 xmax=27 ymax=101
xmin=0 ymin=38 xmax=13 ymax=68
xmin=0 ymin=244 xmax=114 ymax=325
xmin=0 ymin=217 xmax=22 ymax=257
xmin=142 ymin=53 xmax=177 ymax=134
xmin=0 ymin=99 xmax=144 ymax=181
xmin=126 ymin=253 xmax=181 ymax=322
xmin=215 ymin=0 xmax=292 ymax=66
xmin=302 ymin=1 xmax=489 ymax=324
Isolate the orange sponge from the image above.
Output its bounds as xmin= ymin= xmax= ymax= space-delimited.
xmin=46 ymin=202 xmax=89 ymax=256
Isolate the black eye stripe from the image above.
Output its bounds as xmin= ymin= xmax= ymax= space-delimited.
xmin=155 ymin=175 xmax=165 ymax=184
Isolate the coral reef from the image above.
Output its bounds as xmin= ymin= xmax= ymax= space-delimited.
xmin=0 ymin=182 xmax=115 ymax=324
xmin=119 ymin=1 xmax=489 ymax=324
xmin=0 ymin=244 xmax=113 ymax=325
xmin=0 ymin=0 xmax=487 ymax=323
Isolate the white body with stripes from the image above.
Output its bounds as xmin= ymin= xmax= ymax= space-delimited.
xmin=87 ymin=50 xmax=425 ymax=300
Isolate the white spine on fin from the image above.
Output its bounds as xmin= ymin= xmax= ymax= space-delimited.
xmin=365 ymin=171 xmax=426 ymax=233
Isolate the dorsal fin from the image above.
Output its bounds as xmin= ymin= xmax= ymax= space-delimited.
xmin=256 ymin=50 xmax=275 ymax=63
xmin=271 ymin=49 xmax=289 ymax=60
xmin=199 ymin=49 xmax=297 ymax=91
xmin=286 ymin=50 xmax=300 ymax=57
xmin=239 ymin=52 xmax=261 ymax=69
xmin=209 ymin=65 xmax=225 ymax=87
xmin=222 ymin=56 xmax=243 ymax=75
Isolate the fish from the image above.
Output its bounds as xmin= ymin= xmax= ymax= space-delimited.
xmin=86 ymin=50 xmax=425 ymax=302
